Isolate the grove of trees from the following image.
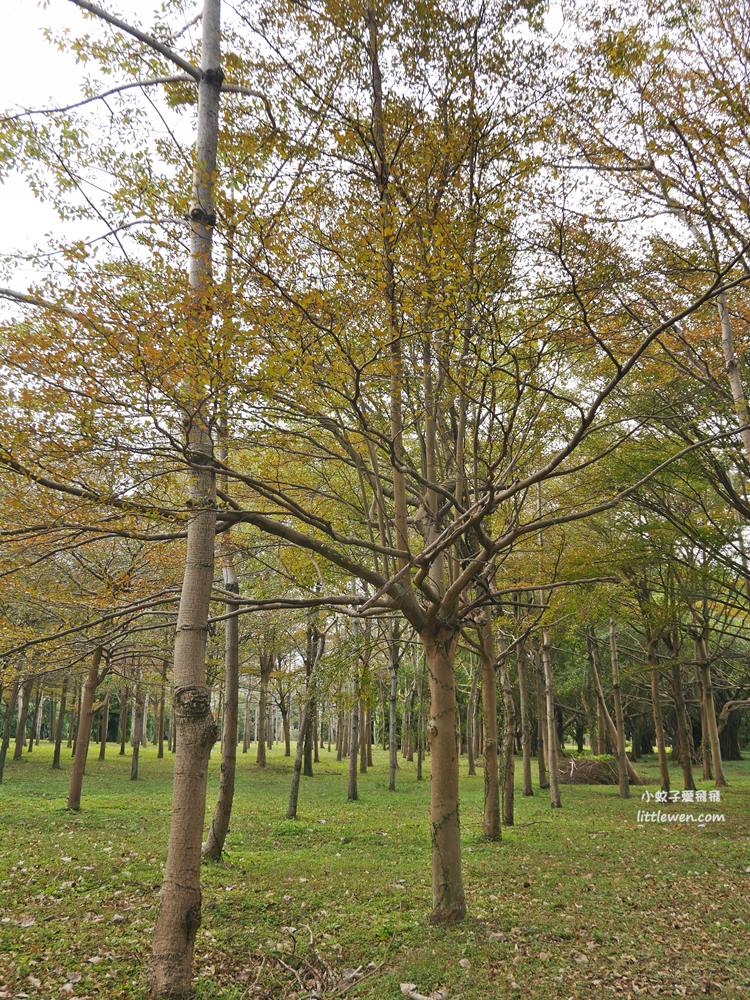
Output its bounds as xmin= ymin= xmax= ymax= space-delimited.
xmin=1 ymin=0 xmax=749 ymax=996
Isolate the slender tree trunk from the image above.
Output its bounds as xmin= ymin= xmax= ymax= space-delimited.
xmin=516 ymin=637 xmax=533 ymax=796
xmin=478 ymin=622 xmax=501 ymax=839
xmin=67 ymin=681 xmax=77 ymax=750
xmin=119 ymin=685 xmax=129 ymax=756
xmin=348 ymin=696 xmax=359 ymax=801
xmin=242 ymin=688 xmax=251 ymax=753
xmin=541 ymin=631 xmax=562 ymax=808
xmin=150 ymin=6 xmax=222 ymax=990
xmin=388 ymin=624 xmax=399 ymax=790
xmin=608 ymin=622 xmax=630 ymax=799
xmin=648 ymin=643 xmax=670 ymax=793
xmin=0 ymin=680 xmax=20 ymax=782
xmin=695 ymin=665 xmax=712 ymax=780
xmin=28 ymin=684 xmax=42 ymax=753
xmin=287 ymin=701 xmax=311 ymax=820
xmin=68 ymin=648 xmax=104 ymax=811
xmin=591 ymin=633 xmax=644 ymax=788
xmin=466 ymin=665 xmax=477 ymax=776
xmin=202 ymin=507 xmax=240 ymax=860
xmin=158 ymin=661 xmax=167 ymax=760
xmin=423 ymin=626 xmax=466 ymax=923
xmin=131 ymin=684 xmax=144 ymax=781
xmin=359 ymin=702 xmax=368 ymax=773
xmin=281 ymin=702 xmax=291 ymax=757
xmin=257 ymin=655 xmax=271 ymax=768
xmin=416 ymin=660 xmax=425 ymax=782
xmin=52 ymin=676 xmax=68 ymax=770
xmin=670 ymin=663 xmax=696 ymax=791
xmin=303 ymin=696 xmax=314 ymax=776
xmin=534 ymin=647 xmax=549 ymax=788
xmin=13 ymin=678 xmax=32 ymax=761
xmin=695 ymin=635 xmax=727 ymax=787
xmin=98 ymin=692 xmax=110 ymax=762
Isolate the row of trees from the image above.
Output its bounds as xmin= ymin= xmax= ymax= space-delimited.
xmin=2 ymin=0 xmax=750 ymax=995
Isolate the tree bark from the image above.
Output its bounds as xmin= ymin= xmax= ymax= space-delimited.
xmin=466 ymin=665 xmax=478 ymax=777
xmin=13 ymin=678 xmax=32 ymax=761
xmin=119 ymin=685 xmax=129 ymax=755
xmin=670 ymin=662 xmax=696 ymax=791
xmin=534 ymin=646 xmax=549 ymax=788
xmin=516 ymin=636 xmax=533 ymax=796
xmin=0 ymin=680 xmax=20 ymax=782
xmin=52 ymin=676 xmax=68 ymax=770
xmin=28 ymin=684 xmax=42 ymax=752
xmin=131 ymin=684 xmax=144 ymax=780
xmin=695 ymin=634 xmax=727 ymax=787
xmin=242 ymin=687 xmax=251 ymax=753
xmin=648 ymin=642 xmax=670 ymax=793
xmin=150 ymin=5 xmax=222 ymax=990
xmin=541 ymin=631 xmax=562 ymax=808
xmin=347 ymin=696 xmax=359 ymax=801
xmin=287 ymin=700 xmax=311 ymax=819
xmin=202 ymin=511 xmax=240 ymax=860
xmin=388 ymin=623 xmax=399 ymax=790
xmin=478 ymin=621 xmax=501 ymax=838
xmin=256 ymin=653 xmax=272 ymax=767
xmin=158 ymin=660 xmax=167 ymax=760
xmin=608 ymin=621 xmax=630 ymax=799
xmin=423 ymin=626 xmax=466 ymax=923
xmin=68 ymin=647 xmax=104 ymax=811
xmin=98 ymin=692 xmax=110 ymax=761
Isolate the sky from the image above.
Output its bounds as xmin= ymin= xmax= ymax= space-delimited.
xmin=0 ymin=0 xmax=565 ymax=287
xmin=0 ymin=0 xmax=165 ymax=274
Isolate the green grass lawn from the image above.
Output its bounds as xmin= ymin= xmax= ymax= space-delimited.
xmin=1 ymin=742 xmax=749 ymax=999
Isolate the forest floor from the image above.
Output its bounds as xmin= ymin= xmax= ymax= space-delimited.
xmin=0 ymin=744 xmax=748 ymax=1000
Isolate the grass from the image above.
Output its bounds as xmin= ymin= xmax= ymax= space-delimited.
xmin=1 ymin=741 xmax=749 ymax=999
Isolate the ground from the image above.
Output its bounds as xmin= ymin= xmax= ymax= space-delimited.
xmin=0 ymin=742 xmax=748 ymax=999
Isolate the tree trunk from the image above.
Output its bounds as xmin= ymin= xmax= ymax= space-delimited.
xmin=287 ymin=701 xmax=311 ymax=819
xmin=590 ymin=633 xmax=644 ymax=787
xmin=150 ymin=7 xmax=222 ymax=990
xmin=242 ymin=688 xmax=251 ymax=753
xmin=695 ymin=635 xmax=727 ymax=787
xmin=670 ymin=662 xmax=696 ymax=791
xmin=608 ymin=622 xmax=630 ymax=799
xmin=541 ymin=631 xmax=562 ymax=808
xmin=534 ymin=645 xmax=549 ymax=788
xmin=478 ymin=622 xmax=501 ymax=839
xmin=67 ymin=681 xmax=77 ymax=750
xmin=202 ymin=520 xmax=240 ymax=860
xmin=68 ymin=648 xmax=104 ymax=811
xmin=158 ymin=661 xmax=167 ymax=760
xmin=466 ymin=665 xmax=478 ymax=777
xmin=0 ymin=680 xmax=20 ymax=782
xmin=98 ymin=692 xmax=110 ymax=762
xmin=423 ymin=626 xmax=466 ymax=924
xmin=49 ymin=697 xmax=56 ymax=744
xmin=52 ymin=675 xmax=68 ymax=770
xmin=257 ymin=654 xmax=271 ymax=767
xmin=388 ymin=623 xmax=399 ymax=790
xmin=347 ymin=697 xmax=359 ymax=801
xmin=28 ymin=684 xmax=42 ymax=753
xmin=516 ymin=637 xmax=533 ymax=796
xmin=648 ymin=643 xmax=670 ymax=793
xmin=131 ymin=685 xmax=144 ymax=780
xmin=13 ymin=678 xmax=32 ymax=761
xmin=694 ymin=666 xmax=712 ymax=780
xmin=119 ymin=685 xmax=129 ymax=755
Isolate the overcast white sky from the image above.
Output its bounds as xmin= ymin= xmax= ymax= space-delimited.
xmin=0 ymin=1 xmax=565 ymax=286
xmin=0 ymin=0 xmax=164 ymax=271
